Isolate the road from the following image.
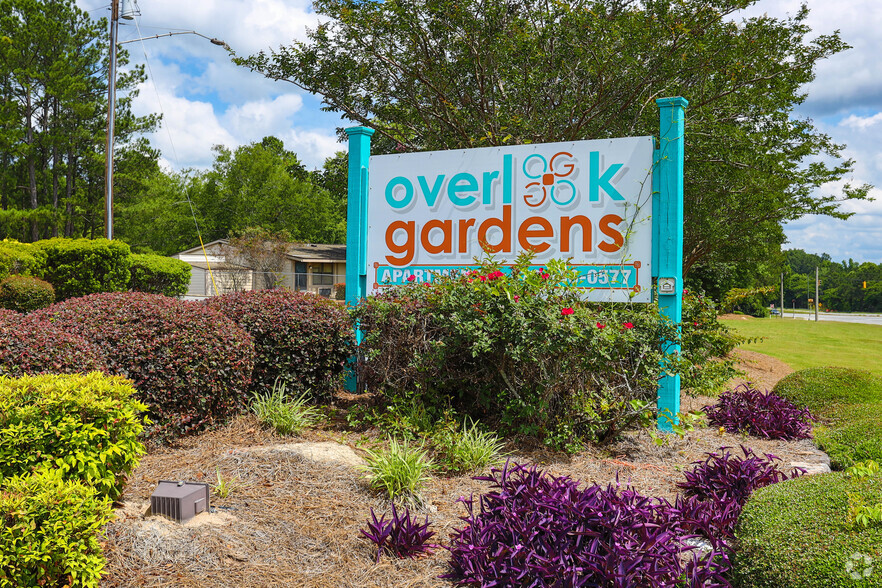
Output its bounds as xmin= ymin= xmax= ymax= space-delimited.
xmin=780 ymin=312 xmax=882 ymax=326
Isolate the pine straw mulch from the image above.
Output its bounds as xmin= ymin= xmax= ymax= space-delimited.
xmin=101 ymin=350 xmax=805 ymax=588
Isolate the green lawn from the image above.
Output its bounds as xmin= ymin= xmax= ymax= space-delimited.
xmin=720 ymin=317 xmax=882 ymax=377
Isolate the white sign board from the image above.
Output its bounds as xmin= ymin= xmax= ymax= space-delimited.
xmin=366 ymin=137 xmax=654 ymax=302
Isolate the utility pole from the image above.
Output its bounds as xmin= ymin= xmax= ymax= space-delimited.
xmin=104 ymin=0 xmax=120 ymax=240
xmin=780 ymin=272 xmax=784 ymax=319
xmin=815 ymin=266 xmax=820 ymax=322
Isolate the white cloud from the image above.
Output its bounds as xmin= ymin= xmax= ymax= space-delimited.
xmin=840 ymin=113 xmax=882 ymax=130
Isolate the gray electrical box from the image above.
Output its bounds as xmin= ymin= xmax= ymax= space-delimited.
xmin=150 ymin=480 xmax=210 ymax=523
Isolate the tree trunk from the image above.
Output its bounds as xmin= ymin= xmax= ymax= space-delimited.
xmin=25 ymin=92 xmax=38 ymax=241
xmin=65 ymin=150 xmax=75 ymax=237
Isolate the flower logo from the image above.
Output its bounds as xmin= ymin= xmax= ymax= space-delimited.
xmin=523 ymin=152 xmax=577 ymax=207
xmin=845 ymin=552 xmax=874 ymax=580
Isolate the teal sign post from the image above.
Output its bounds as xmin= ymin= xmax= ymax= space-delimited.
xmin=344 ymin=98 xmax=687 ymax=432
xmin=652 ymin=97 xmax=688 ymax=432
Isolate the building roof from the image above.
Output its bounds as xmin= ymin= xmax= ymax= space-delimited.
xmin=285 ymin=243 xmax=346 ymax=263
xmin=174 ymin=240 xmax=346 ymax=264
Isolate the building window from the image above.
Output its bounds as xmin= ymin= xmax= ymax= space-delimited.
xmin=313 ymin=263 xmax=334 ymax=286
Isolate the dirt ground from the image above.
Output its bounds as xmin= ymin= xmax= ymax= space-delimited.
xmin=100 ymin=350 xmax=803 ymax=588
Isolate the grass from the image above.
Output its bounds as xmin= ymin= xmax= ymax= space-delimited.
xmin=250 ymin=380 xmax=321 ymax=436
xmin=432 ymin=418 xmax=507 ymax=474
xmin=360 ymin=438 xmax=435 ymax=504
xmin=721 ymin=316 xmax=882 ymax=376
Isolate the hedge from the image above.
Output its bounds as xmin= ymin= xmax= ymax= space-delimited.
xmin=0 ymin=314 xmax=107 ymax=378
xmin=0 ymin=239 xmax=45 ymax=281
xmin=129 ymin=253 xmax=191 ymax=297
xmin=206 ymin=289 xmax=353 ymax=398
xmin=773 ymin=367 xmax=882 ymax=468
xmin=34 ymin=238 xmax=131 ymax=300
xmin=733 ymin=472 xmax=882 ymax=587
xmin=0 ymin=373 xmax=147 ymax=500
xmin=31 ymin=292 xmax=255 ymax=439
xmin=0 ymin=275 xmax=55 ymax=312
xmin=0 ymin=470 xmax=113 ymax=588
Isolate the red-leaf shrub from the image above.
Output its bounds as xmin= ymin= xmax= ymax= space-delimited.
xmin=206 ymin=289 xmax=353 ymax=398
xmin=704 ymin=383 xmax=815 ymax=440
xmin=0 ymin=275 xmax=55 ymax=312
xmin=1 ymin=313 xmax=106 ymax=377
xmin=30 ymin=292 xmax=255 ymax=438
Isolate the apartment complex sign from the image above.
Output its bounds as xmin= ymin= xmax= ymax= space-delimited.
xmin=366 ymin=137 xmax=654 ymax=302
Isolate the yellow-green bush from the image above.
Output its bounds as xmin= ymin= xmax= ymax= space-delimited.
xmin=0 ymin=275 xmax=55 ymax=312
xmin=128 ymin=253 xmax=191 ymax=297
xmin=0 ymin=239 xmax=45 ymax=281
xmin=0 ymin=373 xmax=148 ymax=500
xmin=34 ymin=238 xmax=131 ymax=300
xmin=0 ymin=470 xmax=113 ymax=588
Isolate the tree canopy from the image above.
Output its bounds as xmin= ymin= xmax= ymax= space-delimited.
xmin=235 ymin=0 xmax=871 ymax=273
xmin=114 ymin=137 xmax=346 ymax=255
xmin=0 ymin=0 xmax=158 ymax=241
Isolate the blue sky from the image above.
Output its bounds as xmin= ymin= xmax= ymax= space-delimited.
xmin=80 ymin=0 xmax=882 ymax=264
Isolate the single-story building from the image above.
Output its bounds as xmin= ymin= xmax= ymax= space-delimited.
xmin=172 ymin=240 xmax=346 ymax=299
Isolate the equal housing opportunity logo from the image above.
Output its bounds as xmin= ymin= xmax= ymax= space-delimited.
xmin=846 ymin=552 xmax=875 ymax=581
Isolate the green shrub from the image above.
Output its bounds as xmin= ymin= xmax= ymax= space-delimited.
xmin=0 ymin=275 xmax=55 ymax=312
xmin=345 ymin=389 xmax=440 ymax=441
xmin=0 ymin=239 xmax=45 ymax=281
xmin=773 ymin=367 xmax=882 ymax=413
xmin=0 ymin=470 xmax=113 ymax=588
xmin=206 ymin=289 xmax=354 ymax=399
xmin=432 ymin=418 xmax=506 ymax=474
xmin=128 ymin=253 xmax=191 ymax=297
xmin=773 ymin=367 xmax=882 ymax=469
xmin=354 ymin=254 xmax=683 ymax=447
xmin=815 ymin=403 xmax=882 ymax=469
xmin=0 ymin=314 xmax=107 ymax=378
xmin=251 ymin=380 xmax=321 ymax=435
xmin=34 ymin=237 xmax=132 ymax=300
xmin=0 ymin=372 xmax=147 ymax=500
xmin=732 ymin=472 xmax=882 ymax=587
xmin=30 ymin=292 xmax=254 ymax=439
xmin=680 ymin=290 xmax=742 ymax=394
xmin=360 ymin=438 xmax=434 ymax=504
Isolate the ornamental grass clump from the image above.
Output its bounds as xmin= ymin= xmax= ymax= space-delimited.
xmin=360 ymin=503 xmax=437 ymax=562
xmin=443 ymin=461 xmax=731 ymax=587
xmin=432 ymin=418 xmax=506 ymax=474
xmin=250 ymin=379 xmax=321 ymax=435
xmin=704 ymin=383 xmax=815 ymax=440
xmin=360 ymin=438 xmax=434 ymax=504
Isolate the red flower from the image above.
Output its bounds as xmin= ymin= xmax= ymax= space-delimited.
xmin=596 ymin=322 xmax=605 ymax=329
xmin=561 ymin=307 xmax=574 ymax=316
xmin=513 ymin=295 xmax=520 ymax=302
xmin=407 ymin=274 xmax=416 ymax=282
xmin=479 ymin=275 xmax=487 ymax=282
xmin=623 ymin=322 xmax=634 ymax=329
xmin=540 ymin=272 xmax=550 ymax=280
xmin=489 ymin=270 xmax=504 ymax=280
xmin=694 ymin=322 xmax=699 ymax=327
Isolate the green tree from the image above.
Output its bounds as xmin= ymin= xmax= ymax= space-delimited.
xmin=235 ymin=0 xmax=870 ymax=273
xmin=194 ymin=138 xmax=345 ymax=244
xmin=0 ymin=0 xmax=157 ymax=241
